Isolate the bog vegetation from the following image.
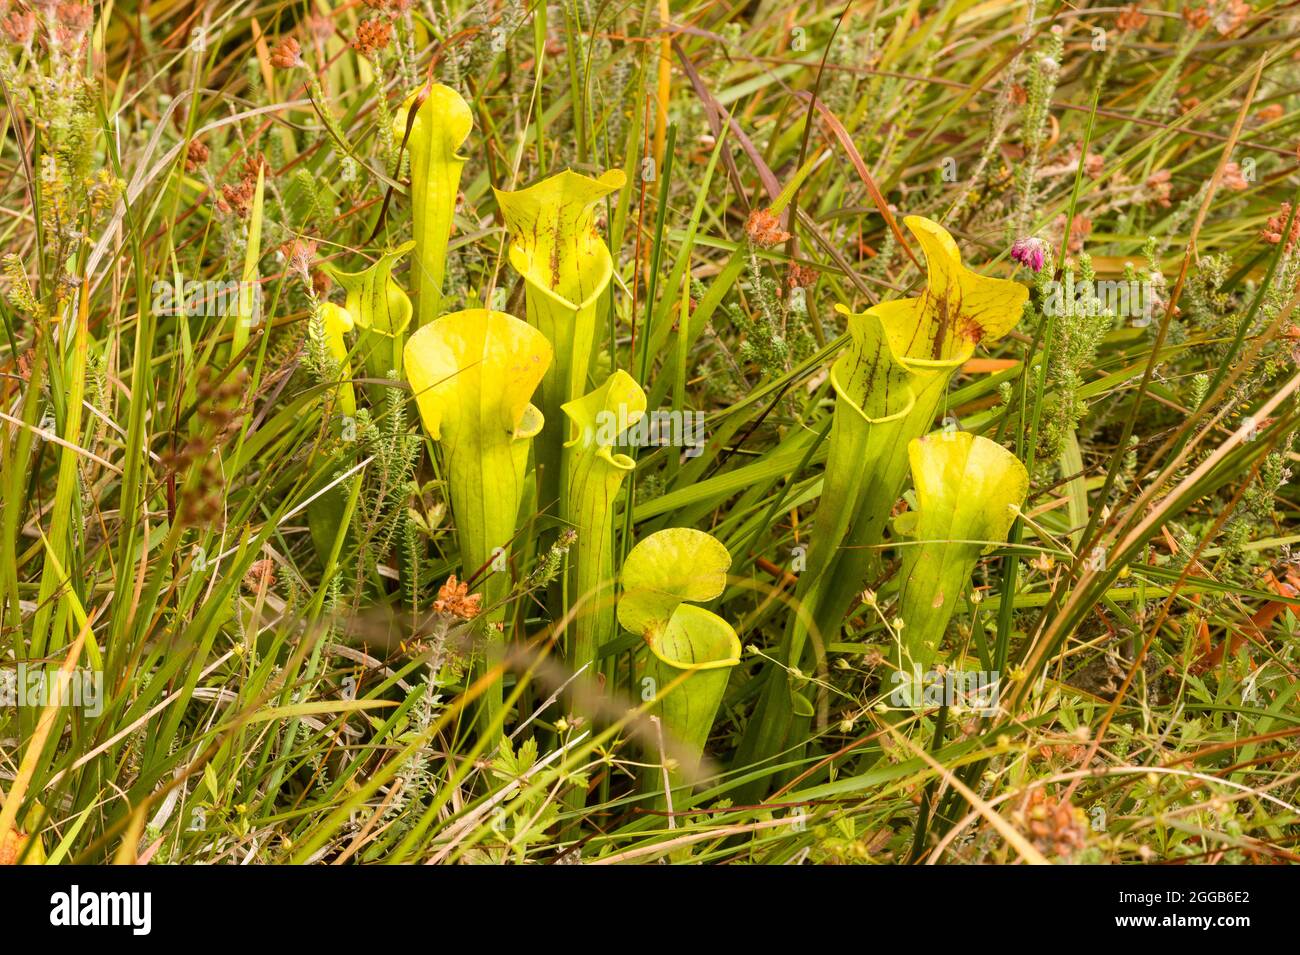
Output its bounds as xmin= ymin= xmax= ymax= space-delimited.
xmin=1 ymin=0 xmax=1299 ymax=864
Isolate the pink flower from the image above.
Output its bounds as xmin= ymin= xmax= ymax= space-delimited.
xmin=1010 ymin=236 xmax=1047 ymax=272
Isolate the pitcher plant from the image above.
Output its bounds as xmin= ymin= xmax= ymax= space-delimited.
xmin=737 ymin=215 xmax=1028 ymax=784
xmin=561 ymin=369 xmax=646 ymax=677
xmin=322 ymin=240 xmax=415 ymax=405
xmin=619 ymin=528 xmax=740 ymax=799
xmin=494 ymin=169 xmax=626 ymax=521
xmin=889 ymin=431 xmax=1027 ymax=708
xmin=396 ymin=83 xmax=472 ymax=326
xmin=404 ymin=308 xmax=552 ymax=722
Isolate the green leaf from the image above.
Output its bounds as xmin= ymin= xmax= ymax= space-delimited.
xmin=203 ymin=763 xmax=220 ymax=802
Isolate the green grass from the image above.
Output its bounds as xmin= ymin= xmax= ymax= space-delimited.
xmin=1 ymin=0 xmax=1299 ymax=864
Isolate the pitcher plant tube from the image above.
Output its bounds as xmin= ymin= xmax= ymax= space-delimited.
xmin=404 ymin=308 xmax=552 ymax=721
xmin=494 ymin=169 xmax=626 ymax=522
xmin=618 ymin=528 xmax=740 ymax=799
xmin=890 ymin=431 xmax=1027 ymax=708
xmin=737 ymin=215 xmax=1028 ymax=788
xmin=561 ymin=369 xmax=646 ymax=678
xmin=397 ymin=83 xmax=472 ymax=326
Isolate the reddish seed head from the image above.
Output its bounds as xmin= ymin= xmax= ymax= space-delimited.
xmin=352 ymin=18 xmax=392 ymax=57
xmin=2 ymin=9 xmax=36 ymax=45
xmin=745 ymin=208 xmax=792 ymax=249
xmin=270 ymin=36 xmax=303 ymax=69
xmin=1116 ymin=4 xmax=1148 ymax=31
xmin=55 ymin=2 xmax=91 ymax=35
xmin=184 ymin=139 xmax=210 ymax=173
xmin=1221 ymin=161 xmax=1250 ymax=192
xmin=1262 ymin=203 xmax=1300 ymax=251
xmin=434 ymin=575 xmax=482 ymax=620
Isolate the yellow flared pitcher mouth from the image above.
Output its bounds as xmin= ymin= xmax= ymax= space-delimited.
xmin=647 ymin=604 xmax=742 ymax=672
xmin=495 ymin=168 xmax=626 ymax=311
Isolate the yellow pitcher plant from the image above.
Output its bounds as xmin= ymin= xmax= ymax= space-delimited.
xmin=561 ymin=369 xmax=647 ymax=676
xmin=405 ymin=308 xmax=552 ymax=721
xmin=890 ymin=431 xmax=1027 ymax=707
xmin=619 ymin=528 xmax=740 ymax=800
xmin=494 ymin=169 xmax=626 ymax=519
xmin=396 ymin=84 xmax=472 ymax=325
xmin=738 ymin=216 xmax=1028 ymax=787
xmin=322 ymin=240 xmax=415 ymax=405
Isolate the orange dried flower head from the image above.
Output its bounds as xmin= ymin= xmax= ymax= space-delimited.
xmin=434 ymin=575 xmax=482 ymax=620
xmin=55 ymin=3 xmax=91 ymax=36
xmin=1015 ymin=789 xmax=1088 ymax=859
xmin=1262 ymin=203 xmax=1300 ymax=251
xmin=241 ymin=153 xmax=268 ymax=181
xmin=1212 ymin=0 xmax=1250 ymax=36
xmin=245 ymin=559 xmax=276 ymax=591
xmin=352 ymin=18 xmax=392 ymax=57
xmin=217 ymin=153 xmax=267 ymax=217
xmin=184 ymin=139 xmax=210 ymax=173
xmin=1221 ymin=161 xmax=1250 ymax=192
xmin=745 ymin=208 xmax=791 ymax=249
xmin=787 ymin=262 xmax=818 ymax=290
xmin=1256 ymin=103 xmax=1283 ymax=124
xmin=218 ymin=181 xmax=252 ymax=217
xmin=2 ymin=10 xmax=36 ymax=46
xmin=1183 ymin=4 xmax=1211 ymax=28
xmin=270 ymin=36 xmax=303 ymax=69
xmin=1115 ymin=4 xmax=1148 ymax=31
xmin=1007 ymin=83 xmax=1027 ymax=106
xmin=1145 ymin=168 xmax=1172 ymax=208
